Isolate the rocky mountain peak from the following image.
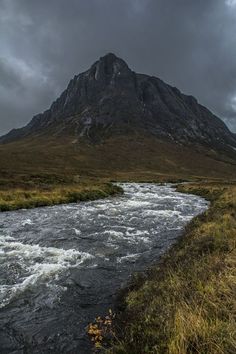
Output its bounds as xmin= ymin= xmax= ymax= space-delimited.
xmin=81 ymin=53 xmax=135 ymax=95
xmin=88 ymin=53 xmax=131 ymax=80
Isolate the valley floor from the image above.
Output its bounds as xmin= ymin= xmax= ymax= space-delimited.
xmin=108 ymin=182 xmax=236 ymax=354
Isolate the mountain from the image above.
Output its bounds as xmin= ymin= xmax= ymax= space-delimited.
xmin=1 ymin=53 xmax=236 ymax=149
xmin=0 ymin=53 xmax=236 ymax=181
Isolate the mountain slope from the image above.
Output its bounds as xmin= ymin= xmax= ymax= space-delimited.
xmin=0 ymin=53 xmax=236 ymax=181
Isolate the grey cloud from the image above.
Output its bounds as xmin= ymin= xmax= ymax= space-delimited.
xmin=0 ymin=0 xmax=236 ymax=134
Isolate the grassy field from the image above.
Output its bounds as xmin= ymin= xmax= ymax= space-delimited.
xmin=107 ymin=182 xmax=236 ymax=354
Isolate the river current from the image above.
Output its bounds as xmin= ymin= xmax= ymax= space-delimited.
xmin=0 ymin=183 xmax=208 ymax=353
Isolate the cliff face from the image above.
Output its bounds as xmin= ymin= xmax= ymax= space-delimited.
xmin=1 ymin=53 xmax=236 ymax=152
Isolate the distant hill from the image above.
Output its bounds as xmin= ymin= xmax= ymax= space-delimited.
xmin=0 ymin=53 xmax=236 ymax=181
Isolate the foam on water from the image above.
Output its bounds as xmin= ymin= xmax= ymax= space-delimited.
xmin=73 ymin=228 xmax=81 ymax=235
xmin=117 ymin=253 xmax=141 ymax=263
xmin=21 ymin=218 xmax=34 ymax=226
xmin=0 ymin=234 xmax=93 ymax=308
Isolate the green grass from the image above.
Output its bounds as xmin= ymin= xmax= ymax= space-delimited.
xmin=0 ymin=182 xmax=123 ymax=211
xmin=108 ymin=182 xmax=236 ymax=354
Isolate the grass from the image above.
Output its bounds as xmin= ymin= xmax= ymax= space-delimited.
xmin=0 ymin=182 xmax=123 ymax=211
xmin=108 ymin=182 xmax=236 ymax=354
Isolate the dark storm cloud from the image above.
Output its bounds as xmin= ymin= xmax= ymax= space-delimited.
xmin=1 ymin=0 xmax=236 ymax=134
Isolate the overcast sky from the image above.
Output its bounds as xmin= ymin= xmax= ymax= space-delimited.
xmin=0 ymin=0 xmax=236 ymax=135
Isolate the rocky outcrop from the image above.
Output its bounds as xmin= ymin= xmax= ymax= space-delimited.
xmin=1 ymin=53 xmax=236 ymax=152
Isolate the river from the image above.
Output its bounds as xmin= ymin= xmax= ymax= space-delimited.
xmin=0 ymin=183 xmax=208 ymax=353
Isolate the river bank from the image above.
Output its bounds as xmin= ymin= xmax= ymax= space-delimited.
xmin=0 ymin=182 xmax=123 ymax=211
xmin=108 ymin=182 xmax=236 ymax=354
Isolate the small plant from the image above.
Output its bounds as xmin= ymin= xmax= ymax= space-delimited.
xmin=87 ymin=309 xmax=115 ymax=351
